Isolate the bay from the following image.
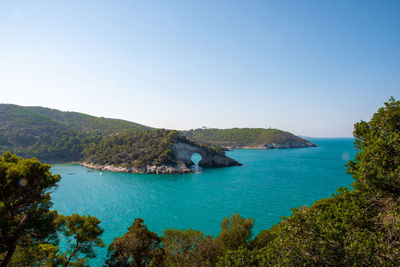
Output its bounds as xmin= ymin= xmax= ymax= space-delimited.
xmin=51 ymin=138 xmax=355 ymax=265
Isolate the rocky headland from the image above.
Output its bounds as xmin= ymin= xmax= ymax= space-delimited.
xmin=241 ymin=139 xmax=317 ymax=149
xmin=81 ymin=138 xmax=242 ymax=174
xmin=183 ymin=128 xmax=317 ymax=150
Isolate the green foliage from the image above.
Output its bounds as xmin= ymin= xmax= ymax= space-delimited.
xmin=105 ymin=218 xmax=162 ymax=267
xmin=7 ymin=214 xmax=105 ymax=267
xmin=82 ymin=130 xmax=190 ymax=168
xmin=256 ymin=189 xmax=393 ymax=266
xmin=0 ymin=104 xmax=148 ymax=162
xmin=217 ymin=247 xmax=257 ymax=267
xmin=0 ymin=152 xmax=104 ymax=267
xmin=162 ymin=228 xmax=217 ymax=267
xmin=221 ymin=98 xmax=400 ymax=266
xmin=0 ymin=152 xmax=60 ymax=267
xmin=106 ymin=215 xmax=254 ymax=266
xmin=248 ymin=226 xmax=278 ymax=250
xmin=348 ymin=97 xmax=400 ymax=194
xmin=183 ymin=128 xmax=315 ymax=148
xmin=59 ymin=214 xmax=105 ymax=267
xmin=216 ymin=214 xmax=254 ymax=253
xmin=9 ymin=243 xmax=64 ymax=267
xmin=106 ymin=219 xmax=220 ymax=267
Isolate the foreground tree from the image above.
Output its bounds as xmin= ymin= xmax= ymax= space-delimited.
xmin=59 ymin=214 xmax=105 ymax=267
xmin=238 ymin=98 xmax=400 ymax=265
xmin=0 ymin=152 xmax=60 ymax=267
xmin=105 ymin=218 xmax=162 ymax=267
xmin=9 ymin=242 xmax=68 ymax=266
xmin=348 ymin=96 xmax=400 ymax=194
xmin=217 ymin=246 xmax=257 ymax=267
xmin=8 ymin=214 xmax=105 ymax=267
xmin=0 ymin=152 xmax=104 ymax=266
xmin=162 ymin=228 xmax=217 ymax=267
xmin=216 ymin=213 xmax=254 ymax=254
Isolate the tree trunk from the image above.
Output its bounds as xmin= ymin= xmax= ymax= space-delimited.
xmin=0 ymin=214 xmax=27 ymax=267
xmin=64 ymin=241 xmax=80 ymax=267
xmin=0 ymin=240 xmax=18 ymax=267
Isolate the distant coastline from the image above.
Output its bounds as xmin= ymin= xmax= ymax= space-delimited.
xmin=225 ymin=143 xmax=317 ymax=150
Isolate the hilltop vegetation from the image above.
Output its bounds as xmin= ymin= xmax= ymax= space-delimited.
xmin=0 ymin=105 xmax=148 ymax=133
xmin=0 ymin=104 xmax=148 ymax=162
xmin=183 ymin=128 xmax=316 ymax=149
xmin=82 ymin=129 xmax=198 ymax=168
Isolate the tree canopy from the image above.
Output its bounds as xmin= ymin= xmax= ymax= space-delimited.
xmin=0 ymin=152 xmax=104 ymax=267
xmin=105 ymin=218 xmax=162 ymax=267
xmin=0 ymin=152 xmax=60 ymax=267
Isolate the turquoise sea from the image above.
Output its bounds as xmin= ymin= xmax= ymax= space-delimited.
xmin=51 ymin=138 xmax=356 ymax=265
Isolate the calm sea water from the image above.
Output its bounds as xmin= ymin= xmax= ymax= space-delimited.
xmin=51 ymin=138 xmax=355 ymax=265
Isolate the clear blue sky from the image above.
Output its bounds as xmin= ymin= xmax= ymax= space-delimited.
xmin=1 ymin=1 xmax=399 ymax=137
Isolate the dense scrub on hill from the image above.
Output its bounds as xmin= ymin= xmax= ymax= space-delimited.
xmin=81 ymin=129 xmax=226 ymax=168
xmin=82 ymin=130 xmax=188 ymax=168
xmin=0 ymin=104 xmax=148 ymax=162
xmin=183 ymin=128 xmax=316 ymax=148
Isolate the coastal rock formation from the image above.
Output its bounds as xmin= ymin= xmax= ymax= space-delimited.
xmin=80 ymin=142 xmax=242 ymax=174
xmin=79 ymin=130 xmax=242 ymax=174
xmin=263 ymin=140 xmax=317 ymax=149
xmin=241 ymin=140 xmax=317 ymax=149
xmin=80 ymin=162 xmax=192 ymax=174
xmin=172 ymin=142 xmax=242 ymax=167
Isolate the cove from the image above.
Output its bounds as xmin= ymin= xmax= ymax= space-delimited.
xmin=51 ymin=138 xmax=355 ymax=265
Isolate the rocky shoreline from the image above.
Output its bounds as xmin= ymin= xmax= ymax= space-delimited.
xmin=226 ymin=141 xmax=317 ymax=150
xmin=80 ymin=162 xmax=192 ymax=174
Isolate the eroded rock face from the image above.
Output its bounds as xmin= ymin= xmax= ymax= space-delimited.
xmin=172 ymin=142 xmax=242 ymax=168
xmin=264 ymin=140 xmax=317 ymax=149
xmin=80 ymin=162 xmax=191 ymax=174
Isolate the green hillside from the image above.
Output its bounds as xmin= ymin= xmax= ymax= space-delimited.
xmin=0 ymin=104 xmax=149 ymax=162
xmin=25 ymin=106 xmax=148 ymax=133
xmin=82 ymin=129 xmax=187 ymax=168
xmin=183 ymin=128 xmax=316 ymax=148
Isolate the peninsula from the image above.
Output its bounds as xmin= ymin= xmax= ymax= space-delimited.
xmin=80 ymin=129 xmax=241 ymax=174
xmin=183 ymin=128 xmax=317 ymax=150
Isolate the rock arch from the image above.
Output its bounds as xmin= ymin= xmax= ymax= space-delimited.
xmin=191 ymin=152 xmax=202 ymax=165
xmin=172 ymin=142 xmax=242 ymax=168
